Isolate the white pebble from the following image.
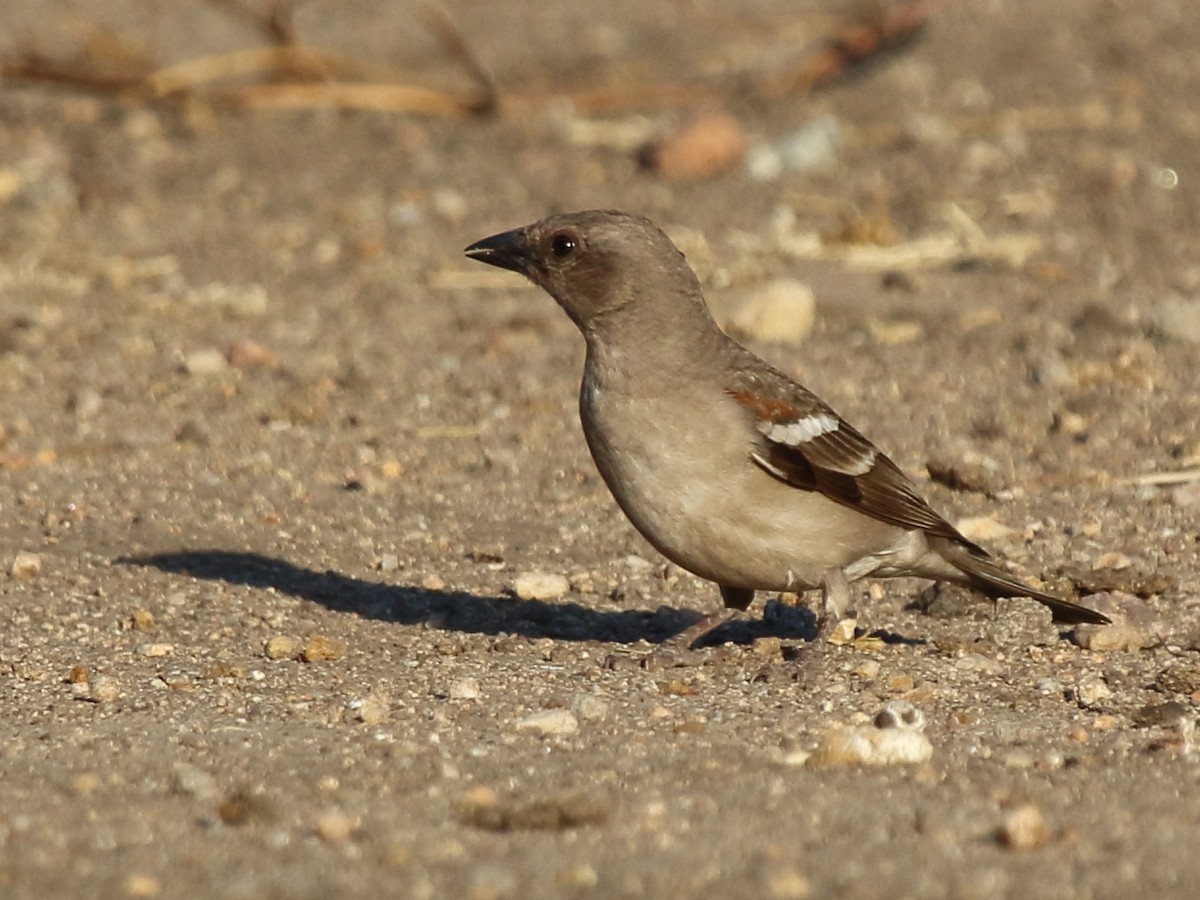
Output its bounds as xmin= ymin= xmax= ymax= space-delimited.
xmin=10 ymin=551 xmax=41 ymax=578
xmin=450 ymin=678 xmax=481 ymax=701
xmin=515 ymin=709 xmax=579 ymax=736
xmin=512 ymin=572 xmax=570 ymax=601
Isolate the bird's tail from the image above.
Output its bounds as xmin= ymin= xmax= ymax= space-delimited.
xmin=932 ymin=538 xmax=1110 ymax=625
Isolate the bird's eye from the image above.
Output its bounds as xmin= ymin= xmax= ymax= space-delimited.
xmin=551 ymin=233 xmax=577 ymax=258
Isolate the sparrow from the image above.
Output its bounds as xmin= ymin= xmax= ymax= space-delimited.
xmin=465 ymin=210 xmax=1108 ymax=666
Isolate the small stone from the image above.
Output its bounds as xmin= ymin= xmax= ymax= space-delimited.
xmin=572 ymin=693 xmax=609 ymax=721
xmin=1075 ymin=674 xmax=1112 ymax=707
xmin=379 ymin=553 xmax=400 ymax=572
xmin=1092 ymin=714 xmax=1120 ymax=731
xmin=301 ymin=634 xmax=346 ymax=662
xmin=182 ymin=347 xmax=229 ymax=375
xmin=132 ymin=609 xmax=156 ymax=630
xmin=218 ymin=789 xmax=277 ymax=826
xmin=515 ymin=709 xmax=579 ymax=736
xmin=1067 ymin=725 xmax=1090 ymax=743
xmin=854 ymin=659 xmax=881 ymax=680
xmin=647 ymin=110 xmax=748 ymax=181
xmin=810 ymin=702 xmax=932 ymax=767
xmin=316 ymin=809 xmax=359 ymax=845
xmin=955 ymin=653 xmax=1005 ymax=675
xmin=954 ymin=516 xmax=1017 ymax=543
xmin=68 ymin=664 xmax=89 ymax=684
xmin=11 ymin=551 xmax=42 ymax=578
xmin=139 ymin=643 xmax=174 ymax=658
xmin=512 ymin=572 xmax=570 ymax=601
xmin=89 ymin=675 xmax=120 ymax=703
xmin=727 ymin=279 xmax=817 ymax=345
xmin=264 ymin=635 xmax=299 ymax=660
xmin=124 ymin=874 xmax=161 ymax=897
xmin=421 ymin=573 xmax=447 ymax=591
xmin=763 ymin=864 xmax=812 ymax=899
xmin=998 ymin=804 xmax=1053 ymax=850
xmin=450 ymin=678 xmax=481 ymax=701
xmin=171 ymin=763 xmax=219 ymax=800
xmin=354 ymin=691 xmax=389 ymax=725
xmin=1095 ymin=551 xmax=1132 ymax=570
xmin=72 ymin=772 xmax=101 ymax=795
xmin=1076 ymin=623 xmax=1146 ymax=652
xmin=556 ymin=864 xmax=599 ymax=889
xmin=753 ymin=636 xmax=785 ymax=659
xmin=745 ymin=115 xmax=842 ymax=180
xmin=228 ymin=339 xmax=281 ymax=370
xmin=1154 ymin=295 xmax=1200 ymax=344
xmin=888 ymin=674 xmax=916 ymax=693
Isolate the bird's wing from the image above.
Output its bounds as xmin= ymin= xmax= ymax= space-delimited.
xmin=726 ymin=370 xmax=980 ymax=551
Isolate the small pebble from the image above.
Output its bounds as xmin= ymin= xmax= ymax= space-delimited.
xmin=512 ymin=572 xmax=570 ymax=601
xmin=89 ymin=675 xmax=120 ymax=703
xmin=998 ymin=804 xmax=1053 ymax=850
xmin=421 ymin=573 xmax=447 ymax=591
xmin=1075 ymin=674 xmax=1112 ymax=706
xmin=316 ymin=809 xmax=359 ymax=845
xmin=745 ymin=115 xmax=842 ymax=180
xmin=10 ymin=551 xmax=42 ymax=578
xmin=379 ymin=553 xmax=400 ymax=572
xmin=354 ymin=692 xmax=389 ymax=725
xmin=264 ymin=635 xmax=299 ymax=660
xmin=648 ymin=110 xmax=748 ymax=181
xmin=132 ymin=609 xmax=156 ymax=630
xmin=1154 ymin=295 xmax=1200 ymax=344
xmin=854 ymin=660 xmax=881 ymax=680
xmin=1076 ymin=624 xmax=1146 ymax=652
xmin=809 ymin=702 xmax=932 ymax=767
xmin=124 ymin=874 xmax=162 ymax=897
xmin=450 ymin=678 xmax=481 ymax=700
xmin=171 ymin=763 xmax=219 ymax=800
xmin=727 ymin=279 xmax=816 ymax=345
xmin=763 ymin=864 xmax=812 ymax=899
xmin=182 ymin=347 xmax=229 ymax=375
xmin=302 ymin=634 xmax=347 ymax=662
xmin=955 ymin=653 xmax=1005 ymax=675
xmin=515 ymin=709 xmax=579 ymax=736
xmin=954 ymin=516 xmax=1017 ymax=543
xmin=227 ymin=339 xmax=281 ymax=370
xmin=572 ymin=693 xmax=609 ymax=721
xmin=139 ymin=643 xmax=174 ymax=658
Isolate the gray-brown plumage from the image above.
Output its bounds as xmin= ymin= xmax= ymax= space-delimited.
xmin=465 ymin=210 xmax=1108 ymax=665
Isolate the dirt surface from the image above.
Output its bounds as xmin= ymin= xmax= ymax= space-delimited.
xmin=2 ymin=2 xmax=1200 ymax=897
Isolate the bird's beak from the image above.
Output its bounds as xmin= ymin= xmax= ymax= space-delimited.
xmin=464 ymin=228 xmax=534 ymax=276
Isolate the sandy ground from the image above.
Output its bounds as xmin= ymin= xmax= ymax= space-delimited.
xmin=2 ymin=1 xmax=1200 ymax=897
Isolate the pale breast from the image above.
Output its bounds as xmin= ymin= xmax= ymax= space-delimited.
xmin=579 ymin=369 xmax=914 ymax=591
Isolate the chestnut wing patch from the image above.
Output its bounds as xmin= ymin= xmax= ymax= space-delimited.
xmin=729 ymin=388 xmax=974 ymax=547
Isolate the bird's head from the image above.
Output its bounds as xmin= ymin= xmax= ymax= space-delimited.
xmin=465 ymin=209 xmax=704 ymax=334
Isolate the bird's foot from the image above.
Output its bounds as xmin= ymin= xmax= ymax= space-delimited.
xmin=604 ymin=643 xmax=733 ymax=671
xmin=603 ymin=608 xmax=740 ymax=671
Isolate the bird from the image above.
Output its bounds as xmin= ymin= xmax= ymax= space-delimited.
xmin=464 ymin=210 xmax=1108 ymax=667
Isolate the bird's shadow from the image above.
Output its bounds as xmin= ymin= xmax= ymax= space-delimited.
xmin=119 ymin=550 xmax=825 ymax=648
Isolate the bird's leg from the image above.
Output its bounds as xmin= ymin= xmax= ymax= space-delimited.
xmin=610 ymin=586 xmax=753 ymax=671
xmin=815 ymin=567 xmax=852 ymax=643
